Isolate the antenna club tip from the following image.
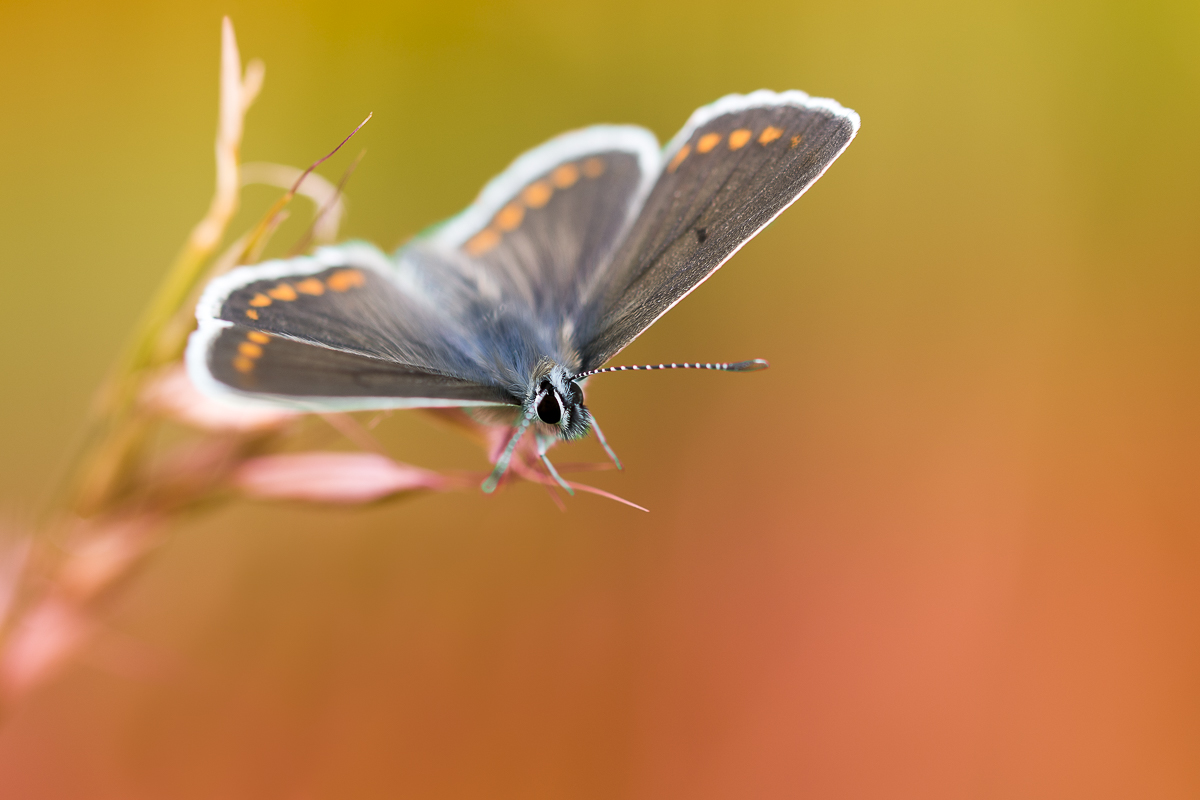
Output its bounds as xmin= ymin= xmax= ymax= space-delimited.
xmin=729 ymin=359 xmax=769 ymax=372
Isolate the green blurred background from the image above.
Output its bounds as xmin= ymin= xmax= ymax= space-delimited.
xmin=2 ymin=0 xmax=1199 ymax=796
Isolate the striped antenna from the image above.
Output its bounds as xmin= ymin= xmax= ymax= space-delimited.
xmin=572 ymin=359 xmax=768 ymax=381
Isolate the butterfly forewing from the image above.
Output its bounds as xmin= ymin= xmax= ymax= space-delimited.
xmin=424 ymin=127 xmax=660 ymax=325
xmin=205 ymin=323 xmax=512 ymax=406
xmin=382 ymin=126 xmax=663 ymax=381
xmin=577 ymin=92 xmax=859 ymax=369
xmin=454 ymin=151 xmax=643 ymax=312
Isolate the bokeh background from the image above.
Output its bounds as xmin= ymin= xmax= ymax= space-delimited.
xmin=2 ymin=0 xmax=1199 ymax=797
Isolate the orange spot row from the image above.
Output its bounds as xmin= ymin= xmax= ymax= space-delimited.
xmin=667 ymin=144 xmax=691 ymax=173
xmin=243 ymin=269 xmax=364 ymax=318
xmin=327 ymin=269 xmax=366 ymax=292
xmin=551 ymin=164 xmax=579 ymax=188
xmin=521 ymin=181 xmax=552 ymax=208
xmin=758 ymin=126 xmax=783 ymax=144
xmin=233 ymin=330 xmax=271 ymax=374
xmin=465 ymin=229 xmax=501 ymax=257
xmin=464 ymin=157 xmax=607 ymax=256
xmin=669 ymin=123 xmax=790 ymax=171
xmin=268 ymin=283 xmax=298 ymax=301
xmin=728 ymin=129 xmax=752 ymax=149
xmin=697 ymin=133 xmax=721 ymax=153
xmin=495 ymin=203 xmax=525 ymax=232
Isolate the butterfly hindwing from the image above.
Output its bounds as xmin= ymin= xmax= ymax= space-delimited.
xmin=200 ymin=323 xmax=511 ymax=407
xmin=576 ymin=91 xmax=860 ymax=369
xmin=187 ymin=243 xmax=517 ymax=410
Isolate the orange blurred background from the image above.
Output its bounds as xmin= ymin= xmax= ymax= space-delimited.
xmin=2 ymin=0 xmax=1199 ymax=796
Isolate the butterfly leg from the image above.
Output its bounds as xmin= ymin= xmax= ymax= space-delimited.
xmin=536 ymin=434 xmax=575 ymax=496
xmin=588 ymin=414 xmax=622 ymax=470
xmin=481 ymin=411 xmax=534 ymax=494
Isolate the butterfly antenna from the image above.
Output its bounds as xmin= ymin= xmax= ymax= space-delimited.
xmin=572 ymin=359 xmax=769 ymax=381
xmin=481 ymin=410 xmax=534 ymax=494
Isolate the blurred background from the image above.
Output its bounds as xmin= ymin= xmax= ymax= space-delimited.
xmin=2 ymin=0 xmax=1199 ymax=797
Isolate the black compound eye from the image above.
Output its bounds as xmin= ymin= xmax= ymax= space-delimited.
xmin=568 ymin=382 xmax=583 ymax=406
xmin=536 ymin=390 xmax=562 ymax=424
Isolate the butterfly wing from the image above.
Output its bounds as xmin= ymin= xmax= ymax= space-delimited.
xmin=188 ymin=127 xmax=665 ymax=410
xmin=188 ymin=97 xmax=856 ymax=410
xmin=404 ymin=125 xmax=662 ymax=373
xmin=575 ymin=90 xmax=860 ymax=370
xmin=187 ymin=243 xmax=516 ymax=411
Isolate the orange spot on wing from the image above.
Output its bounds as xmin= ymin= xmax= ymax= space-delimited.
xmin=758 ymin=126 xmax=783 ymax=144
xmin=582 ymin=157 xmax=605 ymax=178
xmin=465 ymin=229 xmax=501 ymax=257
xmin=521 ymin=180 xmax=552 ymax=208
xmin=238 ymin=342 xmax=263 ymax=358
xmin=697 ymin=132 xmax=721 ymax=153
xmin=728 ymin=129 xmax=752 ymax=150
xmin=268 ymin=283 xmax=298 ymax=301
xmin=667 ymin=144 xmax=691 ymax=173
xmin=296 ymin=277 xmax=325 ymax=295
xmin=327 ymin=269 xmax=366 ymax=291
xmin=249 ymin=293 xmax=272 ymax=307
xmin=790 ymin=134 xmax=803 ymax=148
xmin=247 ymin=331 xmax=270 ymax=344
xmin=551 ymin=163 xmax=579 ymax=188
xmin=233 ymin=356 xmax=255 ymax=373
xmin=495 ymin=202 xmax=525 ymax=232
xmin=245 ymin=309 xmax=259 ymax=320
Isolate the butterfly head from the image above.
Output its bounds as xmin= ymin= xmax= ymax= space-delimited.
xmin=530 ymin=366 xmax=591 ymax=441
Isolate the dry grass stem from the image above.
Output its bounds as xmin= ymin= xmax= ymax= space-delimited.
xmin=0 ymin=16 xmax=633 ymax=717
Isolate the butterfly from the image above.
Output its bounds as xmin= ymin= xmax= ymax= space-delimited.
xmin=187 ymin=90 xmax=859 ymax=493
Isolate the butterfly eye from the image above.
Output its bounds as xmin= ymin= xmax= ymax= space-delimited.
xmin=568 ymin=382 xmax=583 ymax=406
xmin=536 ymin=389 xmax=562 ymax=424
